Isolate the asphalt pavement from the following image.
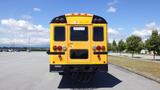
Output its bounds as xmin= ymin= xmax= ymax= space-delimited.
xmin=0 ymin=52 xmax=160 ymax=90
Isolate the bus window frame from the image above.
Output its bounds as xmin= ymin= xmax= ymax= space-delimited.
xmin=93 ymin=26 xmax=104 ymax=41
xmin=54 ymin=26 xmax=66 ymax=41
xmin=70 ymin=26 xmax=89 ymax=41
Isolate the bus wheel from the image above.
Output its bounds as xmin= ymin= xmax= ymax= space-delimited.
xmin=59 ymin=72 xmax=64 ymax=75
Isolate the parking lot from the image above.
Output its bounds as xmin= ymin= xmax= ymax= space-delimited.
xmin=0 ymin=52 xmax=160 ymax=90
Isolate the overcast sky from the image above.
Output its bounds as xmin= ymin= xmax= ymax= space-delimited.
xmin=0 ymin=0 xmax=160 ymax=46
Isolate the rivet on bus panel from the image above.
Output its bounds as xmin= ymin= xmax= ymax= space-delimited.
xmin=103 ymin=61 xmax=106 ymax=64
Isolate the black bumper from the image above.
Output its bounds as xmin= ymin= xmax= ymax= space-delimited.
xmin=50 ymin=64 xmax=108 ymax=72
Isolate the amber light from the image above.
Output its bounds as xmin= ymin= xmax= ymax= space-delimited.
xmin=101 ymin=46 xmax=105 ymax=51
xmin=53 ymin=46 xmax=57 ymax=51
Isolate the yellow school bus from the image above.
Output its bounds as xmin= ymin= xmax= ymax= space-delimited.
xmin=47 ymin=13 xmax=108 ymax=82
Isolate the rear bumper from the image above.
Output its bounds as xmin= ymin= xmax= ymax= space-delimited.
xmin=50 ymin=64 xmax=108 ymax=72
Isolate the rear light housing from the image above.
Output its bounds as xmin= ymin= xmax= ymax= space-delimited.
xmin=53 ymin=46 xmax=57 ymax=51
xmin=96 ymin=46 xmax=101 ymax=51
xmin=53 ymin=45 xmax=67 ymax=51
xmin=92 ymin=46 xmax=96 ymax=50
xmin=101 ymin=46 xmax=105 ymax=51
xmin=57 ymin=46 xmax=62 ymax=51
xmin=62 ymin=46 xmax=67 ymax=51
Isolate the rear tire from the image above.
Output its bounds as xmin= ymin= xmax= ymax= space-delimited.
xmin=59 ymin=72 xmax=64 ymax=75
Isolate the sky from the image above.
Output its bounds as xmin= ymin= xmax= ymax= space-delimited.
xmin=0 ymin=0 xmax=160 ymax=47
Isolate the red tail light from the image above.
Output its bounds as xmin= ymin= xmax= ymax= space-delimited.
xmin=96 ymin=46 xmax=101 ymax=51
xmin=101 ymin=46 xmax=105 ymax=51
xmin=53 ymin=46 xmax=57 ymax=50
xmin=57 ymin=46 xmax=62 ymax=51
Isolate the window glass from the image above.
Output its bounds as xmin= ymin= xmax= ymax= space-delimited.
xmin=54 ymin=27 xmax=65 ymax=41
xmin=93 ymin=27 xmax=104 ymax=41
xmin=70 ymin=26 xmax=88 ymax=41
xmin=70 ymin=49 xmax=88 ymax=59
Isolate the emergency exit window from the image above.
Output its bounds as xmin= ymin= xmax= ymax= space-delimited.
xmin=54 ymin=26 xmax=65 ymax=41
xmin=93 ymin=27 xmax=104 ymax=41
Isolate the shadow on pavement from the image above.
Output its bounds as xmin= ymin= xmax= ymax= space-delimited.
xmin=58 ymin=72 xmax=122 ymax=89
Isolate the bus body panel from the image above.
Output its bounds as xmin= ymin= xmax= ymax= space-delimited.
xmin=65 ymin=15 xmax=92 ymax=24
xmin=50 ymin=23 xmax=108 ymax=65
xmin=50 ymin=24 xmax=68 ymax=64
xmin=91 ymin=24 xmax=108 ymax=64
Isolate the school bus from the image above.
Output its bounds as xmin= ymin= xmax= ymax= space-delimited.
xmin=47 ymin=13 xmax=108 ymax=82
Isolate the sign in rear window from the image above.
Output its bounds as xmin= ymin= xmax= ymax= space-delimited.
xmin=70 ymin=26 xmax=88 ymax=41
xmin=73 ymin=27 xmax=85 ymax=31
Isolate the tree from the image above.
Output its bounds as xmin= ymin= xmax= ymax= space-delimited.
xmin=126 ymin=35 xmax=142 ymax=58
xmin=137 ymin=41 xmax=145 ymax=53
xmin=112 ymin=40 xmax=117 ymax=52
xmin=118 ymin=40 xmax=126 ymax=54
xmin=157 ymin=39 xmax=160 ymax=55
xmin=145 ymin=30 xmax=160 ymax=60
xmin=108 ymin=42 xmax=112 ymax=51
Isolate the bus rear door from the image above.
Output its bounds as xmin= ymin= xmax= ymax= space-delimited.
xmin=67 ymin=25 xmax=91 ymax=64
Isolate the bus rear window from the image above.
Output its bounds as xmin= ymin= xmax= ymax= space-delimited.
xmin=70 ymin=26 xmax=88 ymax=41
xmin=93 ymin=27 xmax=104 ymax=41
xmin=54 ymin=27 xmax=65 ymax=41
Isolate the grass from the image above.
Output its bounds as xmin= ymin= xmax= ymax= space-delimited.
xmin=109 ymin=55 xmax=160 ymax=82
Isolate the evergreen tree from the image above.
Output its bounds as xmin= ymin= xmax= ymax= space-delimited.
xmin=118 ymin=40 xmax=126 ymax=54
xmin=112 ymin=40 xmax=117 ymax=52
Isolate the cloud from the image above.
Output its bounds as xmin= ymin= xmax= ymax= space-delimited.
xmin=33 ymin=8 xmax=41 ymax=12
xmin=132 ymin=22 xmax=160 ymax=40
xmin=107 ymin=6 xmax=117 ymax=13
xmin=108 ymin=27 xmax=125 ymax=43
xmin=108 ymin=27 xmax=119 ymax=35
xmin=107 ymin=0 xmax=118 ymax=13
xmin=145 ymin=22 xmax=158 ymax=29
xmin=0 ymin=18 xmax=49 ymax=46
xmin=21 ymin=15 xmax=32 ymax=20
xmin=117 ymin=27 xmax=124 ymax=31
